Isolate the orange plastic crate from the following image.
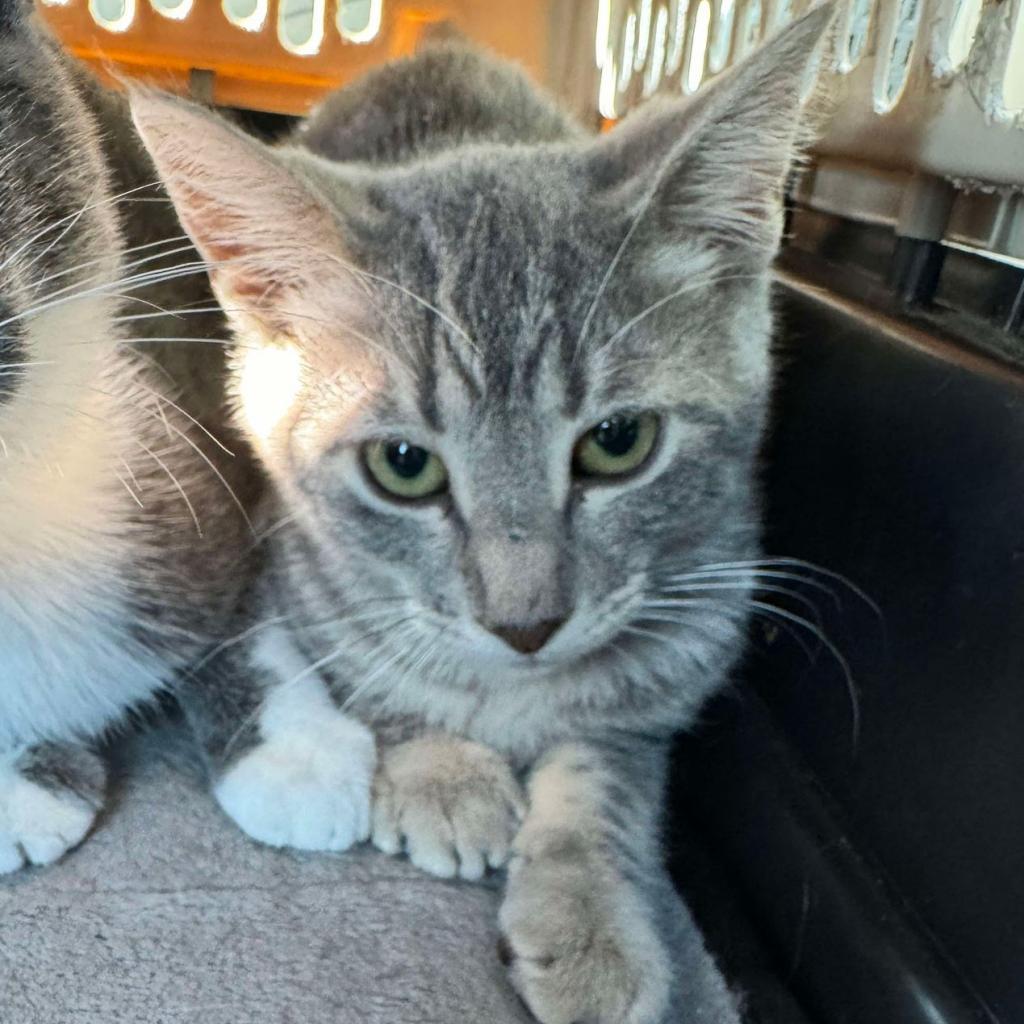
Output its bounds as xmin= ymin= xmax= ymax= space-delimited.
xmin=37 ymin=0 xmax=452 ymax=114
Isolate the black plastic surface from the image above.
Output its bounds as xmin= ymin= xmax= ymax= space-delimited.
xmin=675 ymin=273 xmax=1024 ymax=1023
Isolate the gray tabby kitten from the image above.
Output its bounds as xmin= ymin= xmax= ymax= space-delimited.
xmin=0 ymin=9 xmax=254 ymax=871
xmin=132 ymin=8 xmax=831 ymax=1022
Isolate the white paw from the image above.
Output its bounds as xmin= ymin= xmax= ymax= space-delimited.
xmin=215 ymin=716 xmax=376 ymax=853
xmin=0 ymin=772 xmax=98 ymax=874
xmin=371 ymin=736 xmax=524 ymax=881
xmin=499 ymin=838 xmax=671 ymax=1024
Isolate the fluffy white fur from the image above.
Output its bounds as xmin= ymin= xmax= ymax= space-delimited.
xmin=0 ymin=755 xmax=96 ymax=873
xmin=213 ymin=628 xmax=376 ymax=851
xmin=0 ymin=297 xmax=168 ymax=749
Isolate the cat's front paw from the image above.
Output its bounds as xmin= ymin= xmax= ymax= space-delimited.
xmin=214 ymin=715 xmax=376 ymax=852
xmin=371 ymin=736 xmax=525 ymax=880
xmin=498 ymin=834 xmax=671 ymax=1024
xmin=0 ymin=750 xmax=105 ymax=873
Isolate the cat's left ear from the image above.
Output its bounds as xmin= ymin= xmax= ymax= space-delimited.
xmin=130 ymin=90 xmax=361 ymax=330
xmin=586 ymin=2 xmax=835 ymax=266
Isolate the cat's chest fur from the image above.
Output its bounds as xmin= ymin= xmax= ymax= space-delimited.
xmin=0 ymin=376 xmax=167 ymax=748
xmin=0 ymin=579 xmax=165 ymax=748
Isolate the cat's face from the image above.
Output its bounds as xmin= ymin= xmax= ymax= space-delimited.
xmin=135 ymin=9 xmax=826 ymax=682
xmin=238 ymin=154 xmax=767 ymax=674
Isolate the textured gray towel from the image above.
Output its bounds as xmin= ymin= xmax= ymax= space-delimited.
xmin=0 ymin=728 xmax=738 ymax=1024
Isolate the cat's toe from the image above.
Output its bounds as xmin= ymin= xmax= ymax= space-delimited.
xmin=498 ymin=855 xmax=671 ymax=1024
xmin=214 ymin=720 xmax=375 ymax=852
xmin=0 ymin=773 xmax=99 ymax=873
xmin=371 ymin=736 xmax=523 ymax=881
xmin=452 ymin=789 xmax=518 ymax=877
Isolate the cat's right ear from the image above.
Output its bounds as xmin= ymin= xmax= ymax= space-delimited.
xmin=130 ymin=90 xmax=360 ymax=332
xmin=583 ymin=3 xmax=834 ymax=268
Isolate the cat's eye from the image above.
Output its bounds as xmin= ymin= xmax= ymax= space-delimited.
xmin=573 ymin=412 xmax=659 ymax=478
xmin=362 ymin=439 xmax=448 ymax=501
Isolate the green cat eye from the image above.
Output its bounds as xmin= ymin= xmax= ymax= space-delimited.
xmin=362 ymin=439 xmax=448 ymax=501
xmin=573 ymin=412 xmax=660 ymax=478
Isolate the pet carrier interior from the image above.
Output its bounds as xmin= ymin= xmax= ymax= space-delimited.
xmin=12 ymin=1 xmax=1024 ymax=1021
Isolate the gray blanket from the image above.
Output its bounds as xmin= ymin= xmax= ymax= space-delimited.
xmin=0 ymin=729 xmax=738 ymax=1023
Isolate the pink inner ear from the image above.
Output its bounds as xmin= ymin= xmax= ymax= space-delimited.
xmin=173 ymin=185 xmax=245 ymax=264
xmin=132 ymin=92 xmax=347 ymax=305
xmin=165 ymin=183 xmax=275 ymax=304
xmin=174 ymin=164 xmax=359 ymax=312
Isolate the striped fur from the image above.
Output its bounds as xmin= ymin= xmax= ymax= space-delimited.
xmin=135 ymin=9 xmax=833 ymax=1023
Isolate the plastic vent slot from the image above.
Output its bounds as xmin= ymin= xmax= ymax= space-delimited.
xmin=643 ymin=4 xmax=670 ymax=95
xmin=1000 ymin=3 xmax=1024 ymax=117
xmin=589 ymin=0 xmax=1022 ymax=181
xmin=221 ymin=0 xmax=267 ymax=32
xmin=707 ymin=0 xmax=736 ymax=72
xmin=837 ymin=0 xmax=873 ymax=72
xmin=88 ymin=0 xmax=134 ymax=32
xmin=35 ymin=0 xmax=403 ymax=114
xmin=337 ymin=0 xmax=382 ymax=44
xmin=930 ymin=0 xmax=983 ymax=77
xmin=619 ymin=10 xmax=638 ymax=92
xmin=665 ymin=0 xmax=690 ymax=73
xmin=635 ymin=0 xmax=654 ymax=69
xmin=768 ymin=0 xmax=793 ymax=31
xmin=735 ymin=0 xmax=763 ymax=59
xmin=874 ymin=0 xmax=922 ymax=113
xmin=684 ymin=0 xmax=711 ymax=93
xmin=150 ymin=0 xmax=192 ymax=21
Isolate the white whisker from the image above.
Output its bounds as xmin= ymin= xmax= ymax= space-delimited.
xmin=599 ymin=272 xmax=759 ymax=351
xmin=665 ymin=567 xmax=841 ymax=607
xmin=341 ymin=618 xmax=425 ymax=712
xmin=688 ymin=557 xmax=880 ymax=616
xmin=315 ymin=246 xmax=480 ymax=356
xmin=748 ymin=599 xmax=860 ymax=747
xmin=136 ymin=384 xmax=235 ymax=457
xmin=31 ymin=233 xmax=193 ymax=298
xmin=193 ymin=615 xmax=293 ymax=673
xmin=1 ymin=260 xmax=212 ymax=330
xmin=133 ymin=437 xmax=202 ymax=537
xmin=574 ymin=193 xmax=652 ymax=359
xmin=113 ymin=305 xmax=223 ymax=323
xmin=161 ymin=419 xmax=254 ymax=535
xmin=113 ymin=467 xmax=144 ymax=508
xmin=656 ymin=581 xmax=824 ymax=623
xmin=0 ymin=180 xmax=163 ymax=276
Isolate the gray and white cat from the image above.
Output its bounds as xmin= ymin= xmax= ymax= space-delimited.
xmin=0 ymin=9 xmax=255 ymax=871
xmin=132 ymin=8 xmax=832 ymax=1023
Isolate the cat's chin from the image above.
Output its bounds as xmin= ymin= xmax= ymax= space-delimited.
xmin=460 ymin=647 xmax=570 ymax=675
xmin=452 ymin=627 xmax=635 ymax=682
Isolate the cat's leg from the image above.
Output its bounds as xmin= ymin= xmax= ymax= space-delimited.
xmin=180 ymin=622 xmax=375 ymax=852
xmin=371 ymin=734 xmax=525 ymax=880
xmin=0 ymin=741 xmax=106 ymax=873
xmin=498 ymin=737 xmax=738 ymax=1024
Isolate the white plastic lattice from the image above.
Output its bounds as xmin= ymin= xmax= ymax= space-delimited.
xmin=588 ymin=0 xmax=1024 ymax=187
xmin=42 ymin=0 xmax=383 ymax=50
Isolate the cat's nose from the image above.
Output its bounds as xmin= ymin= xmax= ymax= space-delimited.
xmin=485 ymin=617 xmax=565 ymax=655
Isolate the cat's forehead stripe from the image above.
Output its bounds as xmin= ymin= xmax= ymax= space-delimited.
xmin=406 ymin=202 xmax=596 ymax=417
